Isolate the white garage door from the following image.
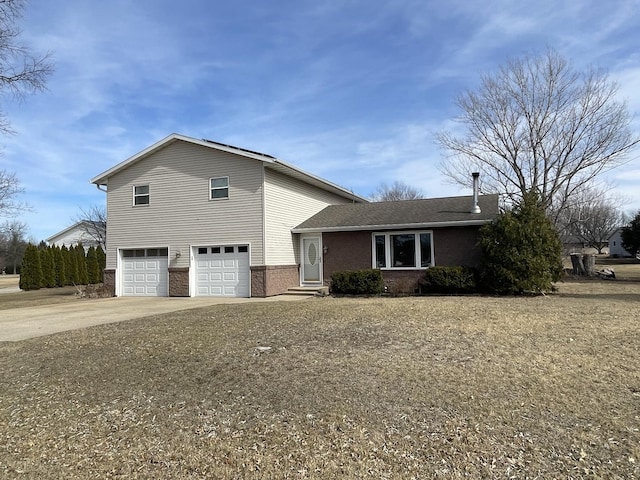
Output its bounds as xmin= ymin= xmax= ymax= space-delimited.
xmin=121 ymin=248 xmax=169 ymax=296
xmin=195 ymin=245 xmax=250 ymax=297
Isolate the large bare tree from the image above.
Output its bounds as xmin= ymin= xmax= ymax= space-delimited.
xmin=0 ymin=0 xmax=53 ymax=134
xmin=437 ymin=49 xmax=639 ymax=222
xmin=0 ymin=169 xmax=28 ymax=217
xmin=0 ymin=1 xmax=53 ymax=218
xmin=370 ymin=180 xmax=424 ymax=202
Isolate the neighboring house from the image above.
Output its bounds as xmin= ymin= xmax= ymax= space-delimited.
xmin=46 ymin=220 xmax=106 ymax=251
xmin=608 ymin=228 xmax=632 ymax=257
xmin=91 ymin=133 xmax=498 ymax=298
xmin=293 ymin=194 xmax=499 ymax=290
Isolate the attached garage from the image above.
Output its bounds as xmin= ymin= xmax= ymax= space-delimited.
xmin=194 ymin=245 xmax=250 ymax=297
xmin=121 ymin=248 xmax=169 ymax=296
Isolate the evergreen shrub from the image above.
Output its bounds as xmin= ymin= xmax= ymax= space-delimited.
xmin=479 ymin=191 xmax=563 ymax=294
xmin=331 ymin=269 xmax=384 ymax=295
xmin=420 ymin=266 xmax=478 ymax=294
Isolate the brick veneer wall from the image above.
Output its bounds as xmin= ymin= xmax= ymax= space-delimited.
xmin=321 ymin=231 xmax=372 ymax=285
xmin=103 ymin=269 xmax=116 ymax=297
xmin=251 ymin=265 xmax=299 ymax=297
xmin=169 ymin=267 xmax=190 ymax=297
xmin=433 ymin=226 xmax=483 ymax=267
xmin=322 ymin=226 xmax=484 ymax=293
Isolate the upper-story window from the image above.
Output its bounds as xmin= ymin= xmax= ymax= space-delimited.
xmin=133 ymin=185 xmax=150 ymax=206
xmin=210 ymin=177 xmax=229 ymax=200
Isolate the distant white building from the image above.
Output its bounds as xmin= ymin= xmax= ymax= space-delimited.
xmin=608 ymin=228 xmax=632 ymax=257
xmin=46 ymin=221 xmax=106 ymax=251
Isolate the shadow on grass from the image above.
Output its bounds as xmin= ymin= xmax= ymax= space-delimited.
xmin=558 ymin=292 xmax=640 ymax=303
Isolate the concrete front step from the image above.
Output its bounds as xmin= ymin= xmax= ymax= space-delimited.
xmin=284 ymin=286 xmax=330 ymax=297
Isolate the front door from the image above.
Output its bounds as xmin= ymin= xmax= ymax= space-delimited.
xmin=301 ymin=236 xmax=322 ymax=284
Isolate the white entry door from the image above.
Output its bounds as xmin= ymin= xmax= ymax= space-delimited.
xmin=301 ymin=236 xmax=322 ymax=284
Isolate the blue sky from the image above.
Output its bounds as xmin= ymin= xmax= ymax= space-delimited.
xmin=1 ymin=0 xmax=639 ymax=242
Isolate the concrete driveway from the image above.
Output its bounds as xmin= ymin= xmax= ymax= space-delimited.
xmin=0 ymin=295 xmax=307 ymax=342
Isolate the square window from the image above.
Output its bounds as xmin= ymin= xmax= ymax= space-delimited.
xmin=134 ymin=185 xmax=150 ymax=206
xmin=210 ymin=177 xmax=229 ymax=200
xmin=211 ymin=247 xmax=221 ymax=254
xmin=224 ymin=246 xmax=234 ymax=253
xmin=198 ymin=247 xmax=207 ymax=255
xmin=238 ymin=246 xmax=248 ymax=253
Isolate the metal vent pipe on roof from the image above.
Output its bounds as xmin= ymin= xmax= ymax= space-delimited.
xmin=471 ymin=172 xmax=481 ymax=214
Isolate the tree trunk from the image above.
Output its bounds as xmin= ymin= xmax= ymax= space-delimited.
xmin=570 ymin=253 xmax=596 ymax=276
xmin=570 ymin=253 xmax=586 ymax=275
xmin=583 ymin=254 xmax=596 ymax=276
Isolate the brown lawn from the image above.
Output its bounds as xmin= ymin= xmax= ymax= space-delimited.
xmin=1 ymin=279 xmax=639 ymax=479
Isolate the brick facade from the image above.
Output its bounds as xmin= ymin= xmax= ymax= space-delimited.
xmin=103 ymin=269 xmax=116 ymax=296
xmin=251 ymin=265 xmax=299 ymax=297
xmin=321 ymin=226 xmax=483 ymax=293
xmin=169 ymin=267 xmax=190 ymax=297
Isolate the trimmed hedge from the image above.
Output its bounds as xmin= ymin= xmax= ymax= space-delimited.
xmin=331 ymin=269 xmax=384 ymax=295
xmin=420 ymin=266 xmax=478 ymax=294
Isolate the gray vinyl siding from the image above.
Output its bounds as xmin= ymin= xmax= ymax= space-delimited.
xmin=105 ymin=140 xmax=264 ymax=269
xmin=263 ymin=168 xmax=354 ymax=265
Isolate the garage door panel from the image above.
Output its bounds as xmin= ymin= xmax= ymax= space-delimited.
xmin=194 ymin=246 xmax=249 ymax=297
xmin=121 ymin=254 xmax=168 ymax=297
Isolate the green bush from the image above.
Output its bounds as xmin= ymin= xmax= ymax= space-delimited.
xmin=420 ymin=266 xmax=478 ymax=294
xmin=53 ymin=246 xmax=66 ymax=287
xmin=39 ymin=246 xmax=56 ymax=288
xmin=19 ymin=244 xmax=42 ymax=291
xmin=331 ymin=269 xmax=384 ymax=295
xmin=479 ymin=191 xmax=563 ymax=295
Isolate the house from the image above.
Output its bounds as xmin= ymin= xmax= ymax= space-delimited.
xmin=46 ymin=220 xmax=106 ymax=250
xmin=90 ymin=133 xmax=367 ymax=297
xmin=91 ymin=133 xmax=499 ymax=297
xmin=293 ymin=193 xmax=499 ymax=290
xmin=608 ymin=228 xmax=632 ymax=257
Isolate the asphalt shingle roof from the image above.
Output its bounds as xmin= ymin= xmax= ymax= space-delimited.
xmin=293 ymin=194 xmax=500 ymax=232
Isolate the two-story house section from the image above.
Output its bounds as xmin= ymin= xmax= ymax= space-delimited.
xmin=91 ymin=133 xmax=367 ymax=298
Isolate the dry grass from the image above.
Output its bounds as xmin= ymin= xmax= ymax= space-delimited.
xmin=0 ymin=286 xmax=79 ymax=310
xmin=1 ymin=280 xmax=639 ymax=479
xmin=0 ymin=275 xmax=19 ymax=289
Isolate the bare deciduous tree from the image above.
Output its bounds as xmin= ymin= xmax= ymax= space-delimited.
xmin=0 ymin=0 xmax=54 ymax=134
xmin=0 ymin=169 xmax=28 ymax=217
xmin=0 ymin=219 xmax=27 ymax=273
xmin=437 ymin=49 xmax=639 ymax=223
xmin=370 ymin=180 xmax=424 ymax=202
xmin=556 ymin=187 xmax=625 ymax=254
xmin=72 ymin=204 xmax=106 ymax=248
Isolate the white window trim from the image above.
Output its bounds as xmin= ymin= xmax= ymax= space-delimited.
xmin=372 ymin=230 xmax=434 ymax=270
xmin=209 ymin=176 xmax=229 ymax=200
xmin=133 ymin=184 xmax=150 ymax=207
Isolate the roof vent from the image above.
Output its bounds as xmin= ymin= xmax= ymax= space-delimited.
xmin=471 ymin=172 xmax=481 ymax=214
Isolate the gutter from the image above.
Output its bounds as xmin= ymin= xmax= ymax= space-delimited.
xmin=292 ymin=219 xmax=493 ymax=234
